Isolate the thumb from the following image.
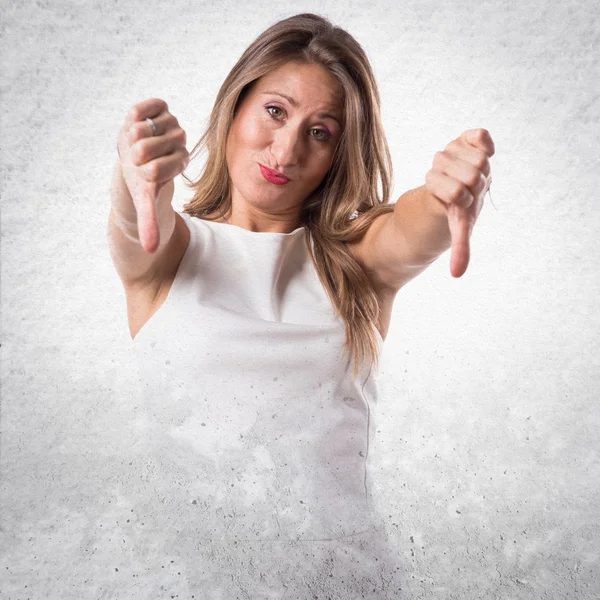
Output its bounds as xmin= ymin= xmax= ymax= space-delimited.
xmin=448 ymin=204 xmax=471 ymax=278
xmin=133 ymin=181 xmax=162 ymax=254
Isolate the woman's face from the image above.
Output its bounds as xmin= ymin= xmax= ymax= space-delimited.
xmin=225 ymin=61 xmax=343 ymax=220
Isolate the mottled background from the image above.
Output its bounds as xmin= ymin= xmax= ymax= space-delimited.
xmin=1 ymin=0 xmax=598 ymax=598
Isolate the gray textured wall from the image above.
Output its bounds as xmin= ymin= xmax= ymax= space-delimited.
xmin=1 ymin=0 xmax=598 ymax=598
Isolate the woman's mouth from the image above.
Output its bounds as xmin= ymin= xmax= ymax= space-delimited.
xmin=259 ymin=164 xmax=291 ymax=185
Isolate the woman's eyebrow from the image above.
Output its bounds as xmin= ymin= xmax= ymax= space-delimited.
xmin=261 ymin=91 xmax=341 ymax=125
xmin=262 ymin=91 xmax=299 ymax=107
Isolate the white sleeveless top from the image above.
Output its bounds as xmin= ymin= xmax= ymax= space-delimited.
xmin=132 ymin=211 xmax=385 ymax=545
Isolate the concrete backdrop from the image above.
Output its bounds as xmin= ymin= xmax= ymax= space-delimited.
xmin=1 ymin=0 xmax=598 ymax=598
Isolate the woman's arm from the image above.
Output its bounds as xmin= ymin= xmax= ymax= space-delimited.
xmin=391 ymin=184 xmax=453 ymax=269
xmin=348 ymin=129 xmax=494 ymax=292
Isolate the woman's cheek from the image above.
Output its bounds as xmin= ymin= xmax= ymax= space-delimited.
xmin=242 ymin=114 xmax=271 ymax=145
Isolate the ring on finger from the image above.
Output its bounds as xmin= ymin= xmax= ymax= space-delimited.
xmin=146 ymin=117 xmax=158 ymax=137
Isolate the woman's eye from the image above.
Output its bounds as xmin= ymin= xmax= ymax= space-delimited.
xmin=310 ymin=128 xmax=330 ymax=141
xmin=266 ymin=106 xmax=283 ymax=118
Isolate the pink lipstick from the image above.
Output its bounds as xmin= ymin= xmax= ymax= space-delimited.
xmin=259 ymin=164 xmax=290 ymax=185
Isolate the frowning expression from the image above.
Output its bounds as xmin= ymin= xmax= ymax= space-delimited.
xmin=225 ymin=61 xmax=343 ymax=217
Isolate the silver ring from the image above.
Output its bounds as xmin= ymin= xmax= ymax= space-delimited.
xmin=145 ymin=117 xmax=157 ymax=136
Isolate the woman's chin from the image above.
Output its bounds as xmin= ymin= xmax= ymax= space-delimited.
xmin=233 ymin=186 xmax=298 ymax=211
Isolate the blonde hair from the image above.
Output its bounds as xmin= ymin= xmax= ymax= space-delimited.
xmin=181 ymin=13 xmax=394 ymax=378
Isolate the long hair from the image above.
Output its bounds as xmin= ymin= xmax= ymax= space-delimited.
xmin=181 ymin=13 xmax=394 ymax=378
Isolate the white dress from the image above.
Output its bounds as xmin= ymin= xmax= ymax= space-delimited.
xmin=131 ymin=211 xmax=406 ymax=598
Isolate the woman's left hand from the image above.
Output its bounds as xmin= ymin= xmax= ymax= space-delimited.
xmin=425 ymin=128 xmax=495 ymax=278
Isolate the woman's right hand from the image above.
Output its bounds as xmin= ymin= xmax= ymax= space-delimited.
xmin=116 ymin=98 xmax=189 ymax=254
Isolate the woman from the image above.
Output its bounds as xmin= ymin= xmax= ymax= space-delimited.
xmin=108 ymin=12 xmax=494 ymax=597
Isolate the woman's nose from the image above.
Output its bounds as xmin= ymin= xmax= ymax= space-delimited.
xmin=271 ymin=126 xmax=302 ymax=167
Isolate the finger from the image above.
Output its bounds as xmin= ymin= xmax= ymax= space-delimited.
xmin=442 ymin=142 xmax=492 ymax=179
xmin=132 ymin=150 xmax=188 ymax=253
xmin=137 ymin=191 xmax=160 ymax=254
xmin=138 ymin=148 xmax=189 ymax=185
xmin=126 ymin=177 xmax=161 ymax=253
xmin=448 ymin=203 xmax=471 ymax=278
xmin=138 ymin=196 xmax=160 ymax=254
xmin=129 ymin=125 xmax=186 ymax=167
xmin=462 ymin=128 xmax=495 ymax=158
xmin=118 ymin=110 xmax=170 ymax=162
xmin=433 ymin=151 xmax=490 ymax=201
xmin=426 ymin=169 xmax=474 ymax=210
xmin=124 ymin=98 xmax=168 ymax=127
xmin=126 ymin=111 xmax=175 ymax=151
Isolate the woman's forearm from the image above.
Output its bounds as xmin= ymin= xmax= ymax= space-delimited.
xmin=392 ymin=185 xmax=452 ymax=268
